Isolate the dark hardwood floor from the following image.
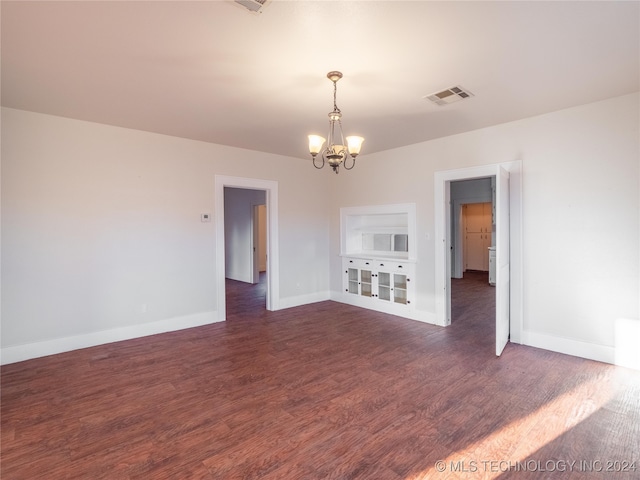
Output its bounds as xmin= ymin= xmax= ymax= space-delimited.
xmin=451 ymin=270 xmax=495 ymax=332
xmin=2 ymin=273 xmax=639 ymax=479
xmin=225 ymin=272 xmax=268 ymax=320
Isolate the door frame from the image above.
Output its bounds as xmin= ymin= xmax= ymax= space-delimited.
xmin=434 ymin=161 xmax=523 ymax=344
xmin=215 ymin=175 xmax=279 ymax=320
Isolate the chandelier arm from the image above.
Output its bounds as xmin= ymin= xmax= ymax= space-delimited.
xmin=312 ymin=155 xmax=326 ymax=169
xmin=343 ymin=156 xmax=356 ymax=170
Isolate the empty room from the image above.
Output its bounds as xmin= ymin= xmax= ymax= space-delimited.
xmin=1 ymin=1 xmax=639 ymax=479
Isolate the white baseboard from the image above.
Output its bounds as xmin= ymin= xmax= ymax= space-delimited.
xmin=277 ymin=291 xmax=331 ymax=310
xmin=520 ymin=330 xmax=615 ymax=365
xmin=0 ymin=311 xmax=219 ymax=365
xmin=6 ymin=306 xmax=629 ymax=371
xmin=330 ymin=291 xmax=437 ymax=325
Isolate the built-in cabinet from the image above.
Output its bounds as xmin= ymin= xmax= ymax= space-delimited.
xmin=340 ymin=204 xmax=417 ymax=316
xmin=344 ymin=257 xmax=414 ymax=306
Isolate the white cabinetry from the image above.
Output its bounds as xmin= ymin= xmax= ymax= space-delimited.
xmin=343 ymin=257 xmax=414 ymax=307
xmin=339 ymin=204 xmax=417 ymax=316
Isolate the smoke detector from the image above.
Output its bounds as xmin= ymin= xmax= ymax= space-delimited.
xmin=234 ymin=0 xmax=270 ymax=14
xmin=424 ymin=86 xmax=474 ymax=106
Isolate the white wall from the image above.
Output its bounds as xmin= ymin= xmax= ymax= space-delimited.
xmin=224 ymin=187 xmax=265 ymax=283
xmin=329 ymin=93 xmax=639 ymax=363
xmin=1 ymin=107 xmax=331 ymax=363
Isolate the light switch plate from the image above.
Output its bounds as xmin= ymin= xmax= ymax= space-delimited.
xmin=201 ymin=213 xmax=211 ymax=222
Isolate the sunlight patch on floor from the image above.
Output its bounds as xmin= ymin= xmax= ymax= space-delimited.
xmin=406 ymin=377 xmax=613 ymax=480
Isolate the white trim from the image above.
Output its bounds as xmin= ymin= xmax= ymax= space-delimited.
xmin=215 ymin=175 xmax=279 ymax=320
xmin=340 ymin=203 xmax=416 ymax=216
xmin=0 ymin=311 xmax=218 ymax=365
xmin=330 ymin=291 xmax=436 ymax=325
xmin=521 ymin=330 xmax=615 ymax=365
xmin=434 ymin=162 xmax=523 ymax=341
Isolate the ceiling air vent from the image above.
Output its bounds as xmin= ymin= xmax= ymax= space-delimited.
xmin=424 ymin=86 xmax=474 ymax=106
xmin=234 ymin=0 xmax=270 ymax=14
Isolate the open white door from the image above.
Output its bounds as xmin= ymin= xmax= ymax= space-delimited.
xmin=495 ymin=166 xmax=510 ymax=356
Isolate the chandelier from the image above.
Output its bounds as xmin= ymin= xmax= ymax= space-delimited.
xmin=308 ymin=71 xmax=364 ymax=174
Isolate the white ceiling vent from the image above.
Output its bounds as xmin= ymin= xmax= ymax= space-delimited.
xmin=234 ymin=0 xmax=270 ymax=14
xmin=424 ymin=86 xmax=474 ymax=106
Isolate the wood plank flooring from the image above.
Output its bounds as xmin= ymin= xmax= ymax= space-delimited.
xmin=2 ymin=273 xmax=639 ymax=479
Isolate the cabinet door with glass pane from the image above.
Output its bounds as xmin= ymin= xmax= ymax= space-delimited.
xmin=393 ymin=273 xmax=408 ymax=304
xmin=360 ymin=269 xmax=373 ymax=297
xmin=377 ymin=272 xmax=391 ymax=301
xmin=376 ymin=270 xmax=410 ymax=305
xmin=347 ymin=267 xmax=359 ymax=294
xmin=345 ymin=265 xmax=373 ymax=297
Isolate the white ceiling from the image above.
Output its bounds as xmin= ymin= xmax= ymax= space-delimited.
xmin=2 ymin=1 xmax=639 ymax=159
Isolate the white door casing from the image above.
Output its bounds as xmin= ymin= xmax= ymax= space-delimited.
xmin=215 ymin=175 xmax=279 ymax=321
xmin=434 ymin=161 xmax=522 ymax=348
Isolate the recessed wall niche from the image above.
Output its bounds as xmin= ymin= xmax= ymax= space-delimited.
xmin=340 ymin=203 xmax=416 ymax=261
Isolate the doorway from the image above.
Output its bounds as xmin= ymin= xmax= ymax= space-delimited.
xmin=223 ymin=187 xmax=266 ymax=285
xmin=450 ymin=177 xmax=495 ymax=279
xmin=215 ymin=175 xmax=280 ymax=321
xmin=462 ymin=202 xmax=492 ymax=273
xmin=223 ymin=187 xmax=267 ymax=316
xmin=434 ymin=162 xmax=523 ymax=356
xmin=450 ymin=179 xmax=495 ymax=347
